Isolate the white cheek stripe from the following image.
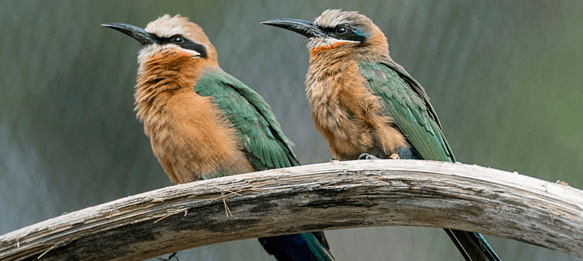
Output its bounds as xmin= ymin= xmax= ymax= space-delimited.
xmin=137 ymin=44 xmax=201 ymax=63
xmin=182 ymin=48 xmax=201 ymax=57
xmin=327 ymin=38 xmax=359 ymax=45
xmin=165 ymin=43 xmax=201 ymax=57
xmin=308 ymin=37 xmax=359 ymax=49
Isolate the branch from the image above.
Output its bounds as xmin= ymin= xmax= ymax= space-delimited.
xmin=1 ymin=160 xmax=582 ymax=260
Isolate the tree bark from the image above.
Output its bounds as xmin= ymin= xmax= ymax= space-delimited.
xmin=1 ymin=160 xmax=582 ymax=260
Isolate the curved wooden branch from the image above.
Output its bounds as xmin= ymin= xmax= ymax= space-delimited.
xmin=1 ymin=160 xmax=582 ymax=260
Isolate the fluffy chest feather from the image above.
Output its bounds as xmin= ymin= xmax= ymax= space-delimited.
xmin=305 ymin=57 xmax=407 ymax=160
xmin=136 ymin=88 xmax=253 ymax=183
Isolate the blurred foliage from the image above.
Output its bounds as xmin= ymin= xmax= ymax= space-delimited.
xmin=0 ymin=0 xmax=582 ymax=260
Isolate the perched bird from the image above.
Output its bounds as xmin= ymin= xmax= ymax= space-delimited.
xmin=262 ymin=9 xmax=500 ymax=261
xmin=102 ymin=14 xmax=333 ymax=261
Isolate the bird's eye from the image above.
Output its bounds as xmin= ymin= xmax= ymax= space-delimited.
xmin=336 ymin=26 xmax=347 ymax=34
xmin=172 ymin=35 xmax=184 ymax=43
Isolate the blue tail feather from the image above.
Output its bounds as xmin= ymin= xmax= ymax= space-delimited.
xmin=258 ymin=232 xmax=334 ymax=261
xmin=445 ymin=229 xmax=500 ymax=261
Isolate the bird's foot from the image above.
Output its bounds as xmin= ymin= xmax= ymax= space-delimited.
xmin=358 ymin=153 xmax=379 ymax=160
xmin=389 ymin=153 xmax=400 ymax=159
xmin=556 ymin=180 xmax=570 ymax=187
xmin=158 ymin=252 xmax=180 ymax=261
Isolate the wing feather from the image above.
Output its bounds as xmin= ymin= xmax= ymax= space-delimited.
xmin=359 ymin=62 xmax=455 ymax=162
xmin=194 ymin=70 xmax=299 ymax=170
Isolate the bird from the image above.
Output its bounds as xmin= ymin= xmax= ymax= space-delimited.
xmin=102 ymin=14 xmax=333 ymax=261
xmin=262 ymin=9 xmax=500 ymax=261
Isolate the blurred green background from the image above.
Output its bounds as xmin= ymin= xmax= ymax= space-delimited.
xmin=1 ymin=0 xmax=582 ymax=260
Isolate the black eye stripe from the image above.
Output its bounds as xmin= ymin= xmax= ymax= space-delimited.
xmin=171 ymin=35 xmax=183 ymax=43
xmin=150 ymin=33 xmax=208 ymax=58
xmin=319 ymin=25 xmax=367 ymax=43
xmin=178 ymin=40 xmax=208 ymax=58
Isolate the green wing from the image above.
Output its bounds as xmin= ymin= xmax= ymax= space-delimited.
xmin=359 ymin=61 xmax=455 ymax=162
xmin=194 ymin=69 xmax=299 ymax=170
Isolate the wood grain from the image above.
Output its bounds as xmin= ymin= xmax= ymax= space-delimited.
xmin=1 ymin=160 xmax=582 ymax=260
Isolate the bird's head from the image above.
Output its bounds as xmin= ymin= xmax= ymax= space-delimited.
xmin=102 ymin=15 xmax=218 ymax=81
xmin=262 ymin=9 xmax=388 ymax=58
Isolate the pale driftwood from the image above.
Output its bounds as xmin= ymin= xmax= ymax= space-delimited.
xmin=1 ymin=160 xmax=582 ymax=261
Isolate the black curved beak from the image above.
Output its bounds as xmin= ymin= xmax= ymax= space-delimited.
xmin=261 ymin=18 xmax=325 ymax=38
xmin=101 ymin=23 xmax=155 ymax=45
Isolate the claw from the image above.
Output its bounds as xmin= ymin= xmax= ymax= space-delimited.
xmin=389 ymin=153 xmax=400 ymax=159
xmin=158 ymin=252 xmax=179 ymax=261
xmin=556 ymin=180 xmax=570 ymax=186
xmin=358 ymin=153 xmax=379 ymax=160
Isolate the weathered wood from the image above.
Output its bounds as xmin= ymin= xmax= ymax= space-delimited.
xmin=1 ymin=160 xmax=582 ymax=260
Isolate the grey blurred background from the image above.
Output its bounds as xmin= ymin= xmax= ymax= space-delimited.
xmin=1 ymin=0 xmax=582 ymax=260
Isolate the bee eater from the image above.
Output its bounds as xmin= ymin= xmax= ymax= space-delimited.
xmin=102 ymin=14 xmax=333 ymax=261
xmin=262 ymin=9 xmax=500 ymax=261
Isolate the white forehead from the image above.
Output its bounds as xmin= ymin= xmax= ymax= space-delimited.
xmin=314 ymin=9 xmax=363 ymax=28
xmin=144 ymin=14 xmax=189 ymax=38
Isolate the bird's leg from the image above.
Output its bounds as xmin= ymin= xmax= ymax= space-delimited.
xmin=389 ymin=153 xmax=400 ymax=159
xmin=358 ymin=152 xmax=400 ymax=160
xmin=556 ymin=180 xmax=570 ymax=186
xmin=158 ymin=252 xmax=180 ymax=261
xmin=358 ymin=153 xmax=379 ymax=160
